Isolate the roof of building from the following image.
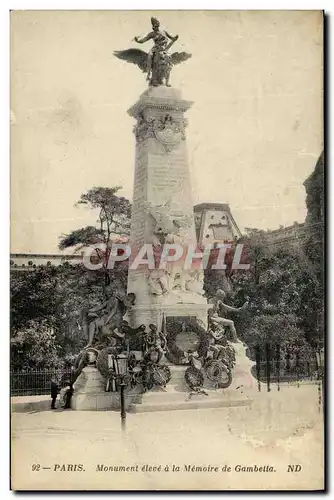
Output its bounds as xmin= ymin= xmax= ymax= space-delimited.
xmin=194 ymin=203 xmax=231 ymax=212
xmin=10 ymin=253 xmax=82 ymax=259
xmin=264 ymin=222 xmax=305 ymax=236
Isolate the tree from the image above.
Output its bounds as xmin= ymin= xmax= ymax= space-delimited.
xmin=10 ymin=262 xmax=114 ymax=369
xmin=11 ymin=266 xmax=63 ymax=333
xmin=59 ymin=186 xmax=131 ymax=285
xmin=59 ymin=186 xmax=131 ymax=249
xmin=302 ymin=151 xmax=324 ymax=348
xmin=10 ymin=320 xmax=62 ymax=370
xmin=11 ymin=187 xmax=132 ymax=370
xmin=226 ymin=231 xmax=319 ymax=361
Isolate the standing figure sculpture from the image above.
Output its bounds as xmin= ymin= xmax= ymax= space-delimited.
xmin=114 ymin=18 xmax=191 ymax=87
xmin=134 ymin=17 xmax=178 ymax=84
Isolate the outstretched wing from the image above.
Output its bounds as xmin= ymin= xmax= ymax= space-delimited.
xmin=170 ymin=52 xmax=192 ymax=66
xmin=113 ymin=49 xmax=148 ymax=72
xmin=173 ymin=215 xmax=194 ymax=229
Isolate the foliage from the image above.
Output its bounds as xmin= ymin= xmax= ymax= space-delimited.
xmin=59 ymin=186 xmax=131 ymax=250
xmin=242 ymin=314 xmax=312 ymax=360
xmin=10 ymin=321 xmax=62 ymax=370
xmin=11 ymin=186 xmax=132 ymax=370
xmin=203 ymin=228 xmax=320 ymax=360
xmin=58 ymin=186 xmax=131 ymax=287
xmin=302 ymin=152 xmax=324 ymax=348
xmin=11 ymin=266 xmax=63 ymax=333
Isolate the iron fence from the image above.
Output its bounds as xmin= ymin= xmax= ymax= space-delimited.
xmin=254 ymin=359 xmax=318 ymax=382
xmin=252 ymin=343 xmax=322 ymax=392
xmin=10 ymin=369 xmax=73 ymax=396
xmin=10 ymin=345 xmax=323 ymax=396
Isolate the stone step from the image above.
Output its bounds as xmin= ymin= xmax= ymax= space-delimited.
xmin=137 ymin=385 xmax=240 ymax=402
xmin=129 ymin=396 xmax=252 ymax=413
xmin=135 ymin=387 xmax=194 ymax=403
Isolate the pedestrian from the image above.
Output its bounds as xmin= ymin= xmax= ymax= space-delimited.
xmin=50 ymin=377 xmax=59 ymax=410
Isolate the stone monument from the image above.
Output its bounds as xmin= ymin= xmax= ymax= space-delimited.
xmin=126 ymin=86 xmax=211 ymax=331
xmin=70 ymin=19 xmax=253 ymax=412
xmin=114 ymin=18 xmax=211 ymax=333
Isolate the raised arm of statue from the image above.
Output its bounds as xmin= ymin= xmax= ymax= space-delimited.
xmin=87 ymin=301 xmax=107 ymax=316
xmin=221 ymin=302 xmax=247 ymax=314
xmin=165 ymin=31 xmax=179 ymax=41
xmin=104 ymin=300 xmax=119 ymax=325
xmin=134 ymin=32 xmax=153 ymax=44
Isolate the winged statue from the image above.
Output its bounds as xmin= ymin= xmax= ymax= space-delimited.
xmin=114 ymin=17 xmax=191 ymax=87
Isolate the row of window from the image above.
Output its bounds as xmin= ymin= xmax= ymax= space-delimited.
xmin=10 ymin=260 xmax=52 ymax=267
xmin=210 ymin=214 xmax=227 ymax=220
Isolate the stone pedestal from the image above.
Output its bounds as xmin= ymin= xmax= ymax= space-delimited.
xmin=71 ymin=366 xmax=109 ymax=411
xmin=71 ymin=366 xmax=141 ymax=411
xmin=127 ymin=86 xmax=211 ymax=331
xmin=129 ymin=362 xmax=253 ymax=413
xmin=126 ymin=302 xmax=211 ymax=332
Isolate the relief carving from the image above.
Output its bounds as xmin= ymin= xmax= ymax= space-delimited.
xmin=134 ymin=113 xmax=188 ymax=151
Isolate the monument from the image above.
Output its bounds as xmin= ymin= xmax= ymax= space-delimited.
xmin=115 ymin=17 xmax=210 ymax=333
xmin=71 ymin=18 xmax=253 ymax=411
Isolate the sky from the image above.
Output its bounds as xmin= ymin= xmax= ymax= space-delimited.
xmin=10 ymin=10 xmax=323 ymax=254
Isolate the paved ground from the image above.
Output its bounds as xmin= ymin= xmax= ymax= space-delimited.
xmin=11 ymin=383 xmax=324 ymax=491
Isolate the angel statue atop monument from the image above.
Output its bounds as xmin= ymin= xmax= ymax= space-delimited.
xmin=114 ymin=17 xmax=192 ymax=87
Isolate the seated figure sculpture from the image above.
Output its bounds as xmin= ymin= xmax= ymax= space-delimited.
xmin=208 ymin=289 xmax=247 ymax=343
xmin=83 ymin=290 xmax=136 ymax=348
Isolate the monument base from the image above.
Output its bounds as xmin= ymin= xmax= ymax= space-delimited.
xmin=129 ymin=364 xmax=253 ymax=413
xmin=126 ymin=302 xmax=211 ymax=331
xmin=129 ymin=344 xmax=255 ymax=413
xmin=71 ymin=366 xmax=141 ymax=411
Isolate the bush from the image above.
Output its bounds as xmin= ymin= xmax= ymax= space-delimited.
xmin=243 ymin=313 xmax=313 ymax=361
xmin=10 ymin=321 xmax=64 ymax=371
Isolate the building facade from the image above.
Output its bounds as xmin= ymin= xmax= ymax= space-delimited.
xmin=10 ymin=253 xmax=82 ymax=272
xmin=194 ymin=203 xmax=242 ymax=247
xmin=258 ymin=221 xmax=306 ymax=249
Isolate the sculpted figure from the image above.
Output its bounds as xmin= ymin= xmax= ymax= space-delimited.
xmin=208 ymin=289 xmax=247 ymax=343
xmin=184 ymin=269 xmax=205 ymax=295
xmin=148 ymin=269 xmax=170 ymax=295
xmin=83 ymin=290 xmax=136 ymax=348
xmin=134 ymin=17 xmax=178 ymax=84
xmin=114 ymin=18 xmax=191 ymax=87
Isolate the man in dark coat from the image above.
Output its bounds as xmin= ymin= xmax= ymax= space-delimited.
xmin=50 ymin=378 xmax=59 ymax=409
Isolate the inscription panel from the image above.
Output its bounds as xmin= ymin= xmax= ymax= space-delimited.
xmin=130 ymin=143 xmax=148 ymax=247
xmin=147 ymin=150 xmax=193 ymax=211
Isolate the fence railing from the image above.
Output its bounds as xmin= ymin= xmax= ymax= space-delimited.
xmin=10 ymin=353 xmax=321 ymax=396
xmin=254 ymin=359 xmax=318 ymax=380
xmin=10 ymin=369 xmax=73 ymax=396
xmin=251 ymin=342 xmax=322 ymax=392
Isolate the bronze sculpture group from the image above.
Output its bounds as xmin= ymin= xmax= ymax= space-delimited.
xmin=114 ymin=17 xmax=192 ymax=87
xmin=73 ymin=285 xmax=246 ymax=395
